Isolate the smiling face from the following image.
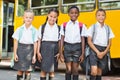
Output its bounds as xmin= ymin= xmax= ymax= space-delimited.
xmin=47 ymin=11 xmax=58 ymax=26
xmin=23 ymin=12 xmax=34 ymax=26
xmin=96 ymin=11 xmax=106 ymax=24
xmin=68 ymin=8 xmax=79 ymax=22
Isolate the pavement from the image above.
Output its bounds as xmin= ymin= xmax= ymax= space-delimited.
xmin=0 ymin=60 xmax=11 ymax=67
xmin=1 ymin=60 xmax=120 ymax=80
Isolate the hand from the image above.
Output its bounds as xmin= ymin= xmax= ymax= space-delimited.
xmin=79 ymin=54 xmax=84 ymax=63
xmin=55 ymin=53 xmax=60 ymax=61
xmin=59 ymin=53 xmax=64 ymax=63
xmin=14 ymin=54 xmax=18 ymax=62
xmin=97 ymin=52 xmax=105 ymax=59
xmin=32 ymin=55 xmax=36 ymax=64
xmin=37 ymin=52 xmax=42 ymax=62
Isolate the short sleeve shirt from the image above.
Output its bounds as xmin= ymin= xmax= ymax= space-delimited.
xmin=87 ymin=22 xmax=115 ymax=47
xmin=38 ymin=22 xmax=59 ymax=41
xmin=60 ymin=20 xmax=87 ymax=43
xmin=12 ymin=24 xmax=38 ymax=44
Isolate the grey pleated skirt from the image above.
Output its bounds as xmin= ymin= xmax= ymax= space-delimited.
xmin=40 ymin=41 xmax=58 ymax=72
xmin=13 ymin=43 xmax=34 ymax=71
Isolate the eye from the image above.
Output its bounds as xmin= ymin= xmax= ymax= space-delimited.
xmin=97 ymin=14 xmax=100 ymax=16
xmin=50 ymin=15 xmax=53 ymax=18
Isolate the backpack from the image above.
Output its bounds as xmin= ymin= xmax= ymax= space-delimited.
xmin=41 ymin=24 xmax=60 ymax=40
xmin=63 ymin=22 xmax=83 ymax=35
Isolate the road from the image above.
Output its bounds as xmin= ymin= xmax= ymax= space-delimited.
xmin=0 ymin=68 xmax=120 ymax=80
xmin=0 ymin=61 xmax=120 ymax=80
xmin=0 ymin=68 xmax=83 ymax=80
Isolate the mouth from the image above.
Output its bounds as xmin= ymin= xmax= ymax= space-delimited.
xmin=71 ymin=16 xmax=77 ymax=20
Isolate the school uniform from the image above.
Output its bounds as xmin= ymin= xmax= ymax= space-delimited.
xmin=38 ymin=22 xmax=59 ymax=72
xmin=60 ymin=20 xmax=87 ymax=63
xmin=87 ymin=22 xmax=115 ymax=69
xmin=12 ymin=24 xmax=38 ymax=71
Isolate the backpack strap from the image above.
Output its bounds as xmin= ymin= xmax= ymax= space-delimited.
xmin=105 ymin=25 xmax=110 ymax=45
xmin=19 ymin=27 xmax=24 ymax=41
xmin=92 ymin=24 xmax=96 ymax=42
xmin=63 ymin=22 xmax=67 ymax=28
xmin=105 ymin=25 xmax=111 ymax=71
xmin=31 ymin=27 xmax=36 ymax=42
xmin=79 ymin=22 xmax=83 ymax=34
xmin=57 ymin=25 xmax=60 ymax=39
xmin=63 ymin=22 xmax=67 ymax=35
xmin=41 ymin=24 xmax=46 ymax=40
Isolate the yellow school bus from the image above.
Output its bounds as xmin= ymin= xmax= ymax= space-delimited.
xmin=0 ymin=0 xmax=120 ymax=71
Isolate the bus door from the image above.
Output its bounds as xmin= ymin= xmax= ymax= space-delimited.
xmin=0 ymin=0 xmax=3 ymax=61
xmin=2 ymin=0 xmax=14 ymax=59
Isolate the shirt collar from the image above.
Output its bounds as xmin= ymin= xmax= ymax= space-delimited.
xmin=96 ymin=22 xmax=106 ymax=28
xmin=23 ymin=24 xmax=33 ymax=30
xmin=46 ymin=21 xmax=57 ymax=27
xmin=68 ymin=20 xmax=79 ymax=24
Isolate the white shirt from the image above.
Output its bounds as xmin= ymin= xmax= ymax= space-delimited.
xmin=87 ymin=22 xmax=115 ymax=47
xmin=12 ymin=24 xmax=38 ymax=44
xmin=60 ymin=20 xmax=87 ymax=43
xmin=38 ymin=22 xmax=59 ymax=41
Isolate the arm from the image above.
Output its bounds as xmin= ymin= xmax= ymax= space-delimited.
xmin=59 ymin=35 xmax=64 ymax=62
xmin=14 ymin=39 xmax=18 ymax=62
xmin=88 ymin=36 xmax=100 ymax=55
xmin=37 ymin=38 xmax=41 ymax=54
xmin=79 ymin=36 xmax=85 ymax=63
xmin=102 ymin=26 xmax=114 ymax=56
xmin=36 ymin=38 xmax=42 ymax=62
xmin=103 ymin=39 xmax=112 ymax=55
xmin=55 ymin=40 xmax=61 ymax=61
xmin=32 ymin=41 xmax=37 ymax=64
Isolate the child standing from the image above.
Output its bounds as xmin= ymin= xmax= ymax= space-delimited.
xmin=87 ymin=9 xmax=115 ymax=80
xmin=37 ymin=8 xmax=60 ymax=80
xmin=59 ymin=6 xmax=87 ymax=80
xmin=12 ymin=10 xmax=38 ymax=80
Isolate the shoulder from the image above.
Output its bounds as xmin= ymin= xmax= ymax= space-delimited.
xmin=105 ymin=24 xmax=110 ymax=28
xmin=31 ymin=26 xmax=38 ymax=32
xmin=57 ymin=25 xmax=60 ymax=29
xmin=104 ymin=24 xmax=113 ymax=33
xmin=31 ymin=25 xmax=37 ymax=29
xmin=88 ymin=24 xmax=95 ymax=29
xmin=63 ymin=20 xmax=71 ymax=26
xmin=79 ymin=22 xmax=87 ymax=28
xmin=15 ymin=25 xmax=24 ymax=32
xmin=62 ymin=22 xmax=67 ymax=28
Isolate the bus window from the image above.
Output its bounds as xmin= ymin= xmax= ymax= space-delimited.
xmin=8 ymin=3 xmax=14 ymax=26
xmin=99 ymin=0 xmax=120 ymax=10
xmin=31 ymin=0 xmax=58 ymax=15
xmin=62 ymin=0 xmax=95 ymax=13
xmin=18 ymin=0 xmax=28 ymax=16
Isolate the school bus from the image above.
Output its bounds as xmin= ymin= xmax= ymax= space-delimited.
xmin=0 ymin=0 xmax=120 ymax=71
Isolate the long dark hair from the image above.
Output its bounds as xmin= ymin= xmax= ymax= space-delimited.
xmin=44 ymin=8 xmax=59 ymax=25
